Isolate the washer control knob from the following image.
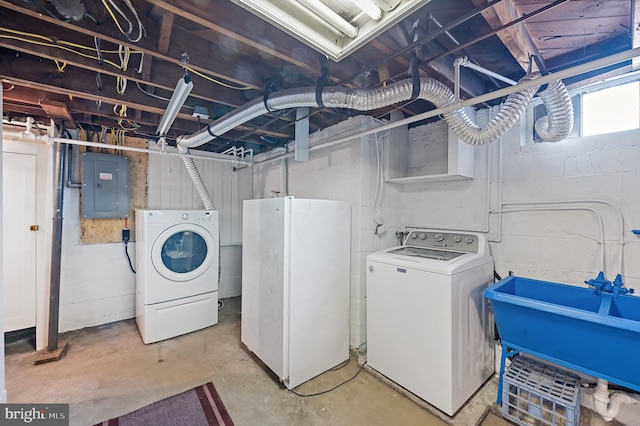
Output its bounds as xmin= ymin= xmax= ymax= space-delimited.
xmin=465 ymin=236 xmax=474 ymax=244
xmin=411 ymin=233 xmax=418 ymax=239
xmin=434 ymin=233 xmax=444 ymax=242
xmin=182 ymin=213 xmax=189 ymax=220
xmin=419 ymin=233 xmax=426 ymax=240
xmin=453 ymin=235 xmax=462 ymax=243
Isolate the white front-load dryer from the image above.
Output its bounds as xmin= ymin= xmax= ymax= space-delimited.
xmin=135 ymin=209 xmax=219 ymax=344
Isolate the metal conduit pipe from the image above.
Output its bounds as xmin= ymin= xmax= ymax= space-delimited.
xmin=48 ymin=140 xmax=67 ymax=352
xmin=492 ymin=207 xmax=606 ymax=272
xmin=1 ymin=131 xmax=252 ymax=165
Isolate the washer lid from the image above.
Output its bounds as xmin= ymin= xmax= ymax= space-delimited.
xmin=387 ymin=246 xmax=466 ymax=261
xmin=151 ymin=223 xmax=217 ymax=282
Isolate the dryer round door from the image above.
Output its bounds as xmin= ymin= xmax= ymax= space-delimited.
xmin=151 ymin=223 xmax=217 ymax=282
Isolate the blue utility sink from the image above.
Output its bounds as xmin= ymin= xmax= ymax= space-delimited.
xmin=485 ymin=275 xmax=640 ymax=392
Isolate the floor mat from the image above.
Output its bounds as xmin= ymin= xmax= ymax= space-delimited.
xmin=94 ymin=382 xmax=234 ymax=426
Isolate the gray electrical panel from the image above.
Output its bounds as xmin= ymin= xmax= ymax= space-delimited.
xmin=82 ymin=152 xmax=130 ymax=218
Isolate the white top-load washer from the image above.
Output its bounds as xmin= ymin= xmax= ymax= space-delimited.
xmin=135 ymin=209 xmax=219 ymax=344
xmin=366 ymin=229 xmax=494 ymax=416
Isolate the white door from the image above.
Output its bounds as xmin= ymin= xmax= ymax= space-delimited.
xmin=3 ymin=152 xmax=37 ymax=332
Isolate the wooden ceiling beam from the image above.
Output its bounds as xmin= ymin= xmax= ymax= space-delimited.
xmin=471 ymin=0 xmax=542 ymax=71
xmin=3 ymin=84 xmax=293 ymax=141
xmin=0 ymin=36 xmax=250 ymax=109
xmin=0 ymin=0 xmax=268 ymax=89
xmin=158 ymin=10 xmax=175 ymax=54
xmin=0 ymin=62 xmax=292 ymax=140
xmin=145 ymin=0 xmax=325 ymax=77
xmin=144 ymin=0 xmax=367 ymax=87
xmin=0 ymin=10 xmax=258 ymax=106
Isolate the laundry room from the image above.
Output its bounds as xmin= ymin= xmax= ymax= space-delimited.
xmin=2 ymin=1 xmax=640 ymax=426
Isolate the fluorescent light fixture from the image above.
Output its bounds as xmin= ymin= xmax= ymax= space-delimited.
xmin=297 ymin=0 xmax=357 ymax=38
xmin=230 ymin=0 xmax=431 ymax=62
xmin=371 ymin=0 xmax=402 ymax=12
xmin=351 ymin=0 xmax=382 ymax=21
xmin=157 ymin=75 xmax=193 ymax=136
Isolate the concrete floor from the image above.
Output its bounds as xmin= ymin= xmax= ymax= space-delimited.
xmin=4 ymin=297 xmax=615 ymax=426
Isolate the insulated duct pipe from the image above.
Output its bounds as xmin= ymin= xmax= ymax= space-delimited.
xmin=178 ymin=74 xmax=571 ymax=150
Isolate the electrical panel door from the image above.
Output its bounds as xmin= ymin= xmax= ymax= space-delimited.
xmin=82 ymin=152 xmax=129 ymax=218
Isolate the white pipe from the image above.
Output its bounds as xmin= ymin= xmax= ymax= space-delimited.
xmin=1 ymin=131 xmax=251 ymax=166
xmin=502 ymin=200 xmax=625 ymax=274
xmin=492 ymin=207 xmax=606 ymax=271
xmin=488 ymin=100 xmax=625 ymax=274
xmin=593 ymin=378 xmax=640 ymax=422
xmin=454 ymin=57 xmax=462 ymax=101
xmin=2 ymin=118 xmax=52 ymax=133
xmin=459 ymin=57 xmax=518 ymax=86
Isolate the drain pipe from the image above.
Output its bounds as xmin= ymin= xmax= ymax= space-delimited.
xmin=593 ymin=378 xmax=640 ymax=422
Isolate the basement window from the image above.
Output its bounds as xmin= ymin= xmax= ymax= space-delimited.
xmin=582 ymin=81 xmax=640 ymax=136
xmin=528 ymin=73 xmax=640 ymax=143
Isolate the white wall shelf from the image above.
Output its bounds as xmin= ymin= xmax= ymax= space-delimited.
xmin=386 ymin=126 xmax=475 ymax=185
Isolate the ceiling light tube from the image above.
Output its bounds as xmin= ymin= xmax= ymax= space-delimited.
xmin=352 ymin=0 xmax=382 ymax=20
xmin=371 ymin=0 xmax=401 ymax=12
xmin=296 ymin=0 xmax=358 ymax=38
xmin=157 ymin=75 xmax=193 ymax=136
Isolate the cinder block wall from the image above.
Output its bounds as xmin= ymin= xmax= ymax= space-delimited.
xmin=402 ymin=115 xmax=640 ymax=291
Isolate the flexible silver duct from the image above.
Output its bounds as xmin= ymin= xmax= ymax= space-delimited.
xmin=534 ymin=79 xmax=574 ymax=142
xmin=177 ymin=75 xmax=572 ymax=206
xmin=445 ymin=73 xmax=541 ymax=144
xmin=179 ymin=74 xmax=572 ymax=149
xmin=177 ymin=145 xmax=215 ymax=210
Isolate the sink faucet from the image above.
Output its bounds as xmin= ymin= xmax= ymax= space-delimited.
xmin=587 ymin=272 xmax=635 ymax=297
xmin=586 ymin=272 xmax=613 ymax=295
xmin=612 ymin=274 xmax=635 ymax=298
